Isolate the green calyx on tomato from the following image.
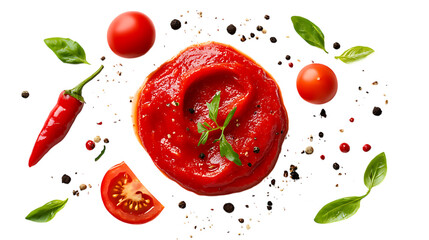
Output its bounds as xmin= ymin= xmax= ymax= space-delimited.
xmin=296 ymin=63 xmax=338 ymax=104
xmin=101 ymin=162 xmax=163 ymax=224
xmin=107 ymin=11 xmax=156 ymax=58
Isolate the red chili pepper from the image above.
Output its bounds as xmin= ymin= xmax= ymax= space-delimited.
xmin=28 ymin=65 xmax=104 ymax=167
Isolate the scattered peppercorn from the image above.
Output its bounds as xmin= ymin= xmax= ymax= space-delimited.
xmin=305 ymin=146 xmax=314 ymax=154
xmin=278 ymin=61 xmax=282 ymax=65
xmin=264 ymin=15 xmax=270 ymax=20
xmin=288 ymin=62 xmax=293 ymax=68
xmin=363 ymin=144 xmax=372 ymax=152
xmin=320 ymin=155 xmax=325 ymax=160
xmin=250 ymin=33 xmax=255 ymax=38
xmin=240 ymin=35 xmax=246 ymax=42
xmin=226 ymin=24 xmax=237 ymax=35
xmin=188 ymin=108 xmax=195 ymax=114
xmin=333 ymin=42 xmax=341 ymax=49
xmin=94 ymin=136 xmax=101 ymax=143
xmin=238 ymin=218 xmax=244 ymax=223
xmin=256 ymin=25 xmax=263 ymax=31
xmin=271 ymin=179 xmax=276 ymax=186
xmin=86 ymin=140 xmax=95 ymax=150
xmin=320 ymin=109 xmax=327 ymax=118
xmin=319 ymin=132 xmax=324 ymax=138
xmin=100 ymin=56 xmax=106 ymax=61
xmin=253 ymin=147 xmax=260 ymax=153
xmin=223 ymin=203 xmax=235 ymax=213
xmin=21 ymin=90 xmax=30 ymax=98
xmin=270 ymin=37 xmax=277 ymax=43
xmin=178 ymin=201 xmax=187 ymax=209
xmin=339 ymin=143 xmax=350 ymax=153
xmin=103 ymin=138 xmax=109 ymax=143
xmin=79 ymin=184 xmax=87 ymax=191
xmin=333 ymin=162 xmax=340 ymax=170
xmin=373 ymin=106 xmax=382 ymax=116
xmin=285 ymin=55 xmax=291 ymax=60
xmin=349 ymin=117 xmax=355 ymax=122
xmin=199 ymin=153 xmax=205 ymax=159
xmin=170 ymin=19 xmax=181 ymax=30
xmin=290 ymin=171 xmax=299 ymax=180
xmin=62 ymin=174 xmax=71 ymax=184
xmin=283 ymin=170 xmax=288 ymax=178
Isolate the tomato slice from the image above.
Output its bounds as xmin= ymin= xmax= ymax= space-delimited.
xmin=100 ymin=162 xmax=163 ymax=224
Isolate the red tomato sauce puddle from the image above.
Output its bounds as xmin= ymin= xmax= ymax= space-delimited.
xmin=133 ymin=42 xmax=288 ymax=195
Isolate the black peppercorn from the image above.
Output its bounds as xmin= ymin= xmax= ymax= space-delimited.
xmin=170 ymin=19 xmax=182 ymax=30
xmin=333 ymin=42 xmax=341 ymax=49
xmin=199 ymin=153 xmax=205 ymax=159
xmin=333 ymin=162 xmax=340 ymax=170
xmin=372 ymin=106 xmax=382 ymax=116
xmin=62 ymin=174 xmax=71 ymax=184
xmin=290 ymin=171 xmax=299 ymax=180
xmin=264 ymin=15 xmax=270 ymax=20
xmin=320 ymin=109 xmax=327 ymax=118
xmin=21 ymin=91 xmax=30 ymax=98
xmin=256 ymin=25 xmax=263 ymax=31
xmin=188 ymin=108 xmax=195 ymax=114
xmin=253 ymin=147 xmax=260 ymax=153
xmin=223 ymin=203 xmax=235 ymax=213
xmin=270 ymin=37 xmax=277 ymax=43
xmin=285 ymin=55 xmax=291 ymax=60
xmin=178 ymin=201 xmax=186 ymax=209
xmin=226 ymin=24 xmax=237 ymax=35
xmin=319 ymin=132 xmax=324 ymax=138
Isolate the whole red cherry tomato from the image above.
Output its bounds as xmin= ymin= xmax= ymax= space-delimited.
xmin=107 ymin=11 xmax=156 ymax=58
xmin=100 ymin=162 xmax=164 ymax=224
xmin=296 ymin=63 xmax=338 ymax=104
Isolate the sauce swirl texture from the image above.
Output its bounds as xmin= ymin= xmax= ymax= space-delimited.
xmin=133 ymin=42 xmax=288 ymax=195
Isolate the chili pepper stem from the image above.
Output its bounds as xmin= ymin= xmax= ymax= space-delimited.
xmin=64 ymin=65 xmax=104 ymax=103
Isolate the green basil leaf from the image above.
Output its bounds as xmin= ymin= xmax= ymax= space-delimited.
xmin=223 ymin=106 xmax=237 ymax=128
xmin=364 ymin=152 xmax=387 ymax=190
xmin=95 ymin=145 xmax=106 ymax=161
xmin=219 ymin=135 xmax=242 ymax=166
xmin=291 ymin=16 xmax=327 ymax=53
xmin=314 ymin=196 xmax=362 ymax=224
xmin=197 ymin=122 xmax=208 ymax=133
xmin=25 ymin=198 xmax=68 ymax=223
xmin=335 ymin=46 xmax=374 ymax=63
xmin=44 ymin=37 xmax=90 ymax=64
xmin=207 ymin=91 xmax=221 ymax=123
xmin=198 ymin=131 xmax=209 ymax=146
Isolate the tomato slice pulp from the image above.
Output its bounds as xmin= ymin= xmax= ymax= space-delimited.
xmin=100 ymin=162 xmax=164 ymax=224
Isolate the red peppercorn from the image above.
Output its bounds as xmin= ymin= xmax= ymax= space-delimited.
xmin=363 ymin=144 xmax=371 ymax=152
xmin=339 ymin=143 xmax=350 ymax=153
xmin=86 ymin=140 xmax=95 ymax=150
xmin=288 ymin=62 xmax=293 ymax=68
xmin=320 ymin=155 xmax=325 ymax=160
xmin=349 ymin=117 xmax=354 ymax=122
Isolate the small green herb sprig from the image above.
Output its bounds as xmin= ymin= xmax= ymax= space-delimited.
xmin=197 ymin=91 xmax=242 ymax=166
xmin=314 ymin=152 xmax=387 ymax=223
xmin=291 ymin=16 xmax=374 ymax=63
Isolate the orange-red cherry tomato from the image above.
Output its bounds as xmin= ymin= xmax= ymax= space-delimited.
xmin=296 ymin=63 xmax=338 ymax=104
xmin=100 ymin=161 xmax=163 ymax=224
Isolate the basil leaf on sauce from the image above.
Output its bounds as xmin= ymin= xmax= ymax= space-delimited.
xmin=207 ymin=91 xmax=221 ymax=123
xmin=25 ymin=198 xmax=68 ymax=223
xmin=44 ymin=37 xmax=90 ymax=64
xmin=364 ymin=152 xmax=387 ymax=190
xmin=219 ymin=135 xmax=242 ymax=166
xmin=314 ymin=196 xmax=363 ymax=224
xmin=291 ymin=16 xmax=328 ymax=53
xmin=335 ymin=46 xmax=374 ymax=63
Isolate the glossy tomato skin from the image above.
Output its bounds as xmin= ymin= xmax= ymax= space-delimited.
xmin=100 ymin=161 xmax=163 ymax=224
xmin=296 ymin=63 xmax=338 ymax=104
xmin=107 ymin=11 xmax=155 ymax=58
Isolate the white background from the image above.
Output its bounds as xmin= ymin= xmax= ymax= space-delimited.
xmin=1 ymin=0 xmax=428 ymax=239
